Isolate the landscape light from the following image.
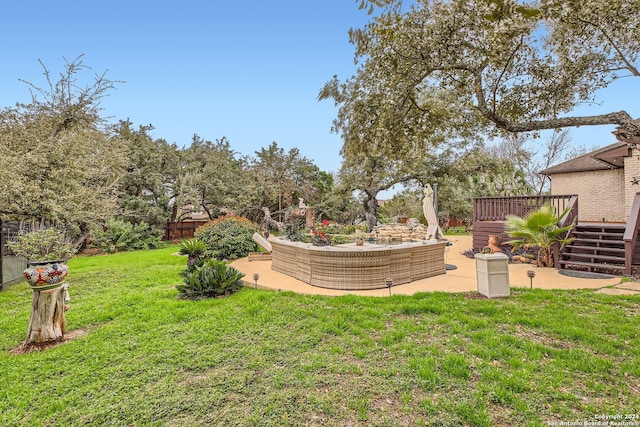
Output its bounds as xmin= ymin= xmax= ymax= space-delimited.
xmin=527 ymin=270 xmax=535 ymax=289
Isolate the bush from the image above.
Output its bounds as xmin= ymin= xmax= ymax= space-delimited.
xmin=177 ymin=259 xmax=244 ymax=299
xmin=283 ymin=222 xmax=306 ymax=242
xmin=194 ymin=215 xmax=258 ymax=260
xmin=92 ymin=219 xmax=165 ymax=252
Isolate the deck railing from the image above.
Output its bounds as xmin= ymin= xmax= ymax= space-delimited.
xmin=623 ymin=193 xmax=640 ymax=275
xmin=552 ymin=195 xmax=579 ymax=268
xmin=473 ymin=195 xmax=577 ymax=223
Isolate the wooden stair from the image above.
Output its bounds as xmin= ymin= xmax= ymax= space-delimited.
xmin=559 ymin=223 xmax=626 ymax=274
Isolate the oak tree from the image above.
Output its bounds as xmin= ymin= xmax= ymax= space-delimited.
xmin=341 ymin=0 xmax=640 ymax=150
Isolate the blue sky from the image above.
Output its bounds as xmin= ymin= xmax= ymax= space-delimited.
xmin=0 ymin=0 xmax=373 ymax=174
xmin=1 ymin=1 xmax=639 ymax=179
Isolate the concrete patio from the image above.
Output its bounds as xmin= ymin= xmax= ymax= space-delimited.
xmin=231 ymin=235 xmax=626 ymax=297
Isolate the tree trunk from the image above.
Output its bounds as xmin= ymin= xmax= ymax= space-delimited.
xmin=364 ymin=192 xmax=379 ymax=232
xmin=26 ymin=285 xmax=66 ymax=344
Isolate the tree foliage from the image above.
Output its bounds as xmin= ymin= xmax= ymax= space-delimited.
xmin=0 ymin=56 xmax=126 ymax=244
xmin=115 ymin=121 xmax=180 ymax=229
xmin=251 ymin=142 xmax=321 ymax=222
xmin=177 ymin=135 xmax=251 ymax=220
xmin=338 ymin=0 xmax=640 ymax=153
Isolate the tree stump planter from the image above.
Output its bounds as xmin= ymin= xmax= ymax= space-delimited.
xmin=23 ymin=261 xmax=69 ymax=344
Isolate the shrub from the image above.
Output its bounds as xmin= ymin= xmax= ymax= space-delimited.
xmin=282 ymin=219 xmax=306 ymax=242
xmin=177 ymin=259 xmax=244 ymax=299
xmin=92 ymin=219 xmax=165 ymax=252
xmin=194 ymin=215 xmax=258 ymax=260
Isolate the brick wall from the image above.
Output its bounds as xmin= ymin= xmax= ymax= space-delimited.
xmin=550 ymin=169 xmax=625 ymax=222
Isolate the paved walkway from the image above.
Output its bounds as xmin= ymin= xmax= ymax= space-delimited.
xmin=231 ymin=236 xmax=634 ymax=297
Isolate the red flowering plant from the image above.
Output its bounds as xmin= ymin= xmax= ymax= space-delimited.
xmin=308 ymin=219 xmax=346 ymax=246
xmin=311 ymin=228 xmax=332 ymax=246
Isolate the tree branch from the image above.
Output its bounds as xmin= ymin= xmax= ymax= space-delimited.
xmin=471 ymin=71 xmax=637 ymax=134
xmin=575 ymin=17 xmax=640 ymax=77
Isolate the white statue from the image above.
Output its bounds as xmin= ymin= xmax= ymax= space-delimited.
xmin=423 ymin=184 xmax=443 ymax=240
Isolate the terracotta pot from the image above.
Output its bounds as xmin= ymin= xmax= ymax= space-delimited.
xmin=23 ymin=260 xmax=69 ymax=287
xmin=486 ymin=234 xmax=501 ymax=254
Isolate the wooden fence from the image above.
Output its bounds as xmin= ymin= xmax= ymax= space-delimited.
xmin=1 ymin=219 xmax=26 ymax=290
xmin=163 ymin=221 xmax=209 ymax=241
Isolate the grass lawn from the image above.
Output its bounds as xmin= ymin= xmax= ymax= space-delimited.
xmin=1 ymin=246 xmax=639 ymax=426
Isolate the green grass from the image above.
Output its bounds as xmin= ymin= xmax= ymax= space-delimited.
xmin=1 ymin=246 xmax=639 ymax=426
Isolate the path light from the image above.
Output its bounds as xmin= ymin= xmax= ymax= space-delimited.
xmin=253 ymin=273 xmax=259 ymax=289
xmin=385 ymin=277 xmax=393 ymax=296
xmin=527 ymin=270 xmax=535 ymax=289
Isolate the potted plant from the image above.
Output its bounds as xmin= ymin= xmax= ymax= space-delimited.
xmin=8 ymin=228 xmax=75 ymax=287
xmin=7 ymin=227 xmax=76 ymax=345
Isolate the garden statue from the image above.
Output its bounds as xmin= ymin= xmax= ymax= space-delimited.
xmin=423 ymin=185 xmax=444 ymax=240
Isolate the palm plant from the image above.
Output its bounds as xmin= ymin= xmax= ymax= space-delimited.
xmin=505 ymin=204 xmax=574 ymax=268
xmin=179 ymin=239 xmax=208 ymax=270
xmin=177 ymin=259 xmax=244 ymax=299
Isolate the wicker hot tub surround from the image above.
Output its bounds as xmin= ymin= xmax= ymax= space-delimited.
xmin=270 ymin=239 xmax=447 ymax=290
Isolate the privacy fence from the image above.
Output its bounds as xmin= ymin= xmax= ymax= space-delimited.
xmin=163 ymin=221 xmax=209 ymax=241
xmin=1 ymin=220 xmax=26 ymax=290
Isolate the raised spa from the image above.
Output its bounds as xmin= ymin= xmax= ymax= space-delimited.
xmin=270 ymin=239 xmax=447 ymax=290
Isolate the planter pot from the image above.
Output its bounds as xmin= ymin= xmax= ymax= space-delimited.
xmin=485 ymin=234 xmax=501 ymax=254
xmin=23 ymin=260 xmax=69 ymax=288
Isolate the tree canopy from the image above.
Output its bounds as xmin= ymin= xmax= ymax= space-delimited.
xmin=337 ymin=0 xmax=640 ymax=153
xmin=0 ymin=56 xmax=126 ymax=242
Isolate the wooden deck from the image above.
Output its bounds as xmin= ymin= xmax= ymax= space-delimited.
xmin=473 ymin=194 xmax=640 ymax=275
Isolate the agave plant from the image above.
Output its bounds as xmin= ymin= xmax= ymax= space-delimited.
xmin=179 ymin=239 xmax=208 ymax=270
xmin=505 ymin=204 xmax=574 ymax=268
xmin=177 ymin=259 xmax=244 ymax=299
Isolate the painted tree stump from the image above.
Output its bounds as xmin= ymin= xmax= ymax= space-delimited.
xmin=23 ymin=261 xmax=69 ymax=344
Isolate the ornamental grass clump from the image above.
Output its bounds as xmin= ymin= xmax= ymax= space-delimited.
xmin=177 ymin=259 xmax=244 ymax=299
xmin=194 ymin=215 xmax=258 ymax=260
